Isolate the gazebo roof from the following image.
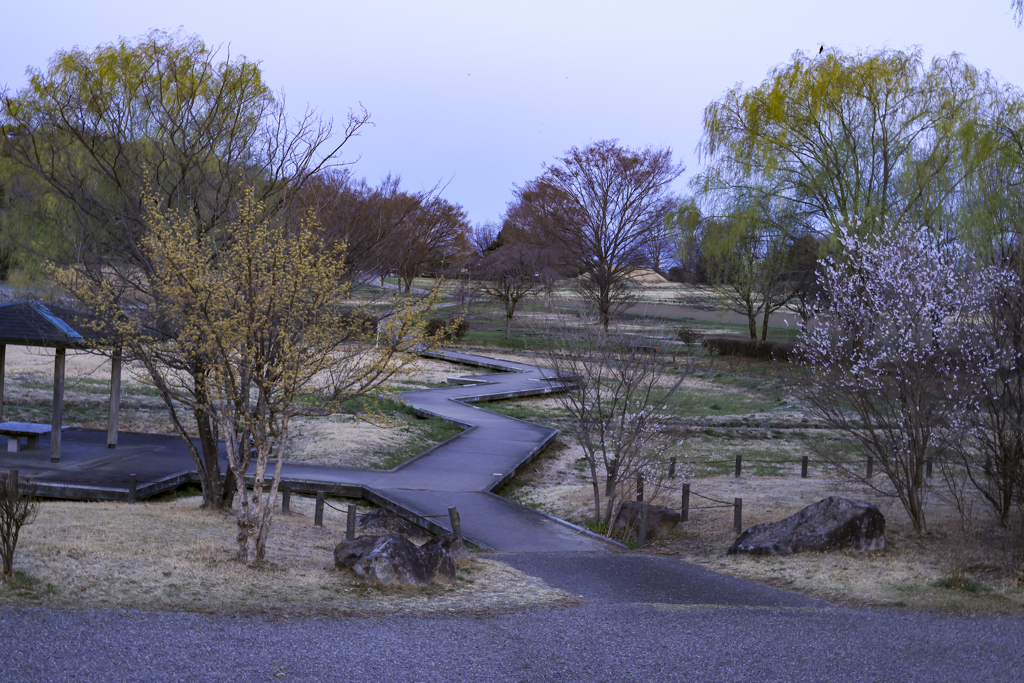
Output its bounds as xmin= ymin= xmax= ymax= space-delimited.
xmin=0 ymin=301 xmax=100 ymax=349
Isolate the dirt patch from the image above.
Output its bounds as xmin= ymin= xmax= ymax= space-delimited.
xmin=1 ymin=496 xmax=574 ymax=616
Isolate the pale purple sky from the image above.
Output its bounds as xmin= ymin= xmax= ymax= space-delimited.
xmin=3 ymin=1 xmax=1023 ymax=226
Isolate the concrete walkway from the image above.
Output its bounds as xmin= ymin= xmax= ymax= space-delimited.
xmin=0 ymin=350 xmax=616 ymax=551
xmin=276 ymin=350 xmax=617 ymax=551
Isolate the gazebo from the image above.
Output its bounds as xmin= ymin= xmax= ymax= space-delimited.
xmin=0 ymin=301 xmax=122 ymax=462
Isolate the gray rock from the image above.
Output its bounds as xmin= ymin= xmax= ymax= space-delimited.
xmin=334 ymin=534 xmax=432 ymax=586
xmin=727 ymin=496 xmax=885 ymax=556
xmin=333 ymin=532 xmax=467 ymax=585
xmin=612 ymin=501 xmax=681 ymax=541
xmin=419 ymin=534 xmax=467 ymax=581
xmin=356 ymin=508 xmax=431 ymax=538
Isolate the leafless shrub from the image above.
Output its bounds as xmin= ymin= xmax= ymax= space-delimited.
xmin=535 ymin=310 xmax=702 ymax=532
xmin=0 ymin=472 xmax=38 ymax=581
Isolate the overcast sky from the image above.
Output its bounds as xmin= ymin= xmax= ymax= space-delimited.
xmin=3 ymin=1 xmax=1023 ymax=226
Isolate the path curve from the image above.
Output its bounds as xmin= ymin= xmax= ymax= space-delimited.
xmin=275 ymin=350 xmax=618 ymax=552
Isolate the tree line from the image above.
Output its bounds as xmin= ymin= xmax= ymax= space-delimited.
xmin=3 ymin=28 xmax=1024 ymax=553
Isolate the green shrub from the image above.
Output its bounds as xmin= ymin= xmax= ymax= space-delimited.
xmin=424 ymin=317 xmax=449 ymax=339
xmin=677 ymin=326 xmax=702 ymax=345
xmin=701 ymin=337 xmax=796 ymax=362
xmin=448 ymin=316 xmax=470 ymax=340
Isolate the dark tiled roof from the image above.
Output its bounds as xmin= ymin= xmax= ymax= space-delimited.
xmin=0 ymin=302 xmax=103 ymax=348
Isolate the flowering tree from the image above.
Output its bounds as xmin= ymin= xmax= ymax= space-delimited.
xmin=799 ymin=227 xmax=1011 ymax=532
xmin=539 ymin=314 xmax=700 ymax=530
xmin=58 ymin=191 xmax=434 ymax=566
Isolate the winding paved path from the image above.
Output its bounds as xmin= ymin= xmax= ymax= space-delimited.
xmin=274 ymin=350 xmax=617 ymax=551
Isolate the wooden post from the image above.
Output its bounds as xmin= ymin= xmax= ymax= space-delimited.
xmin=448 ymin=506 xmax=463 ymax=541
xmin=281 ymin=485 xmax=290 ymax=514
xmin=867 ymin=456 xmax=874 ymax=479
xmin=638 ymin=503 xmax=648 ymax=545
xmin=347 ymin=503 xmax=357 ymax=541
xmin=314 ymin=491 xmax=324 ymax=527
xmin=801 ymin=456 xmax=809 ymax=479
xmin=128 ymin=474 xmax=137 ymax=503
xmin=668 ymin=457 xmax=676 ymax=479
xmin=636 ymin=473 xmax=644 ymax=502
xmin=9 ymin=469 xmax=17 ymax=494
xmin=734 ymin=497 xmax=743 ymax=535
xmin=926 ymin=459 xmax=933 ymax=479
xmin=0 ymin=343 xmax=6 ymax=421
xmin=735 ymin=453 xmax=742 ymax=478
xmin=681 ymin=483 xmax=690 ymax=522
xmin=51 ymin=348 xmax=65 ymax=463
xmin=107 ymin=349 xmax=122 ymax=449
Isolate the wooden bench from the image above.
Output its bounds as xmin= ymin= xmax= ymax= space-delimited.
xmin=0 ymin=422 xmax=52 ymax=452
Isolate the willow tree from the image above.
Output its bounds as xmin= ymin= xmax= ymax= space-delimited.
xmin=58 ymin=192 xmax=433 ymax=566
xmin=2 ymin=29 xmax=368 ymax=508
xmin=696 ymin=48 xmax=999 ymax=238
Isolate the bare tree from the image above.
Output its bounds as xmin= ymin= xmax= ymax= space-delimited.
xmin=477 ymin=241 xmax=542 ymax=339
xmin=0 ymin=472 xmax=38 ymax=581
xmin=388 ymin=195 xmax=472 ymax=293
xmin=538 ymin=312 xmax=700 ymax=530
xmin=513 ymin=140 xmax=683 ymax=328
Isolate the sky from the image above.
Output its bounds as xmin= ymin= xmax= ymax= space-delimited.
xmin=2 ymin=0 xmax=1024 ymax=227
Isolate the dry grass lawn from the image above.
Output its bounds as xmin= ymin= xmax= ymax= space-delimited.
xmin=1 ymin=494 xmax=572 ymax=616
xmin=491 ymin=349 xmax=1024 ymax=616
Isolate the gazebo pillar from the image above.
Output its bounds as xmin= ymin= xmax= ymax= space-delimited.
xmin=51 ymin=347 xmax=65 ymax=463
xmin=107 ymin=350 xmax=122 ymax=448
xmin=0 ymin=343 xmax=6 ymax=420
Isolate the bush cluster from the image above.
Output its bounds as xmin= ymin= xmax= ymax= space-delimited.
xmin=424 ymin=316 xmax=470 ymax=341
xmin=677 ymin=326 xmax=702 ymax=345
xmin=701 ymin=336 xmax=796 ymax=362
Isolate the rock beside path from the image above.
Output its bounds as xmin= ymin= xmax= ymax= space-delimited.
xmin=728 ymin=496 xmax=885 ymax=556
xmin=356 ymin=508 xmax=431 ymax=538
xmin=612 ymin=501 xmax=681 ymax=541
xmin=334 ymin=533 xmax=466 ymax=585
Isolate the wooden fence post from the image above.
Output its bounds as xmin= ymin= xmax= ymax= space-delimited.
xmin=735 ymin=454 xmax=742 ymax=478
xmin=926 ymin=459 xmax=933 ymax=479
xmin=801 ymin=456 xmax=809 ymax=479
xmin=638 ymin=503 xmax=648 ymax=545
xmin=281 ymin=485 xmax=290 ymax=514
xmin=681 ymin=483 xmax=690 ymax=522
xmin=448 ymin=506 xmax=463 ymax=541
xmin=668 ymin=457 xmax=676 ymax=479
xmin=128 ymin=474 xmax=137 ymax=503
xmin=733 ymin=498 xmax=743 ymax=535
xmin=315 ymin=491 xmax=324 ymax=527
xmin=346 ymin=503 xmax=357 ymax=540
xmin=867 ymin=456 xmax=874 ymax=479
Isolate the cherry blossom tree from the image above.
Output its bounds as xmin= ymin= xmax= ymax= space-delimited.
xmin=799 ymin=227 xmax=1013 ymax=532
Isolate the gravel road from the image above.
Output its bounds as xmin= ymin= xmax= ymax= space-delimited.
xmin=3 ymin=600 xmax=1022 ymax=682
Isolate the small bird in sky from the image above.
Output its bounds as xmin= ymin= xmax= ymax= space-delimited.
xmin=819 ymin=45 xmax=824 ymax=54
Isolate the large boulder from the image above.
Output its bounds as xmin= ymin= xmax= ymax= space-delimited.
xmin=612 ymin=501 xmax=681 ymax=541
xmin=333 ymin=532 xmax=467 ymax=585
xmin=727 ymin=496 xmax=885 ymax=556
xmin=419 ymin=534 xmax=468 ymax=581
xmin=356 ymin=508 xmax=431 ymax=538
